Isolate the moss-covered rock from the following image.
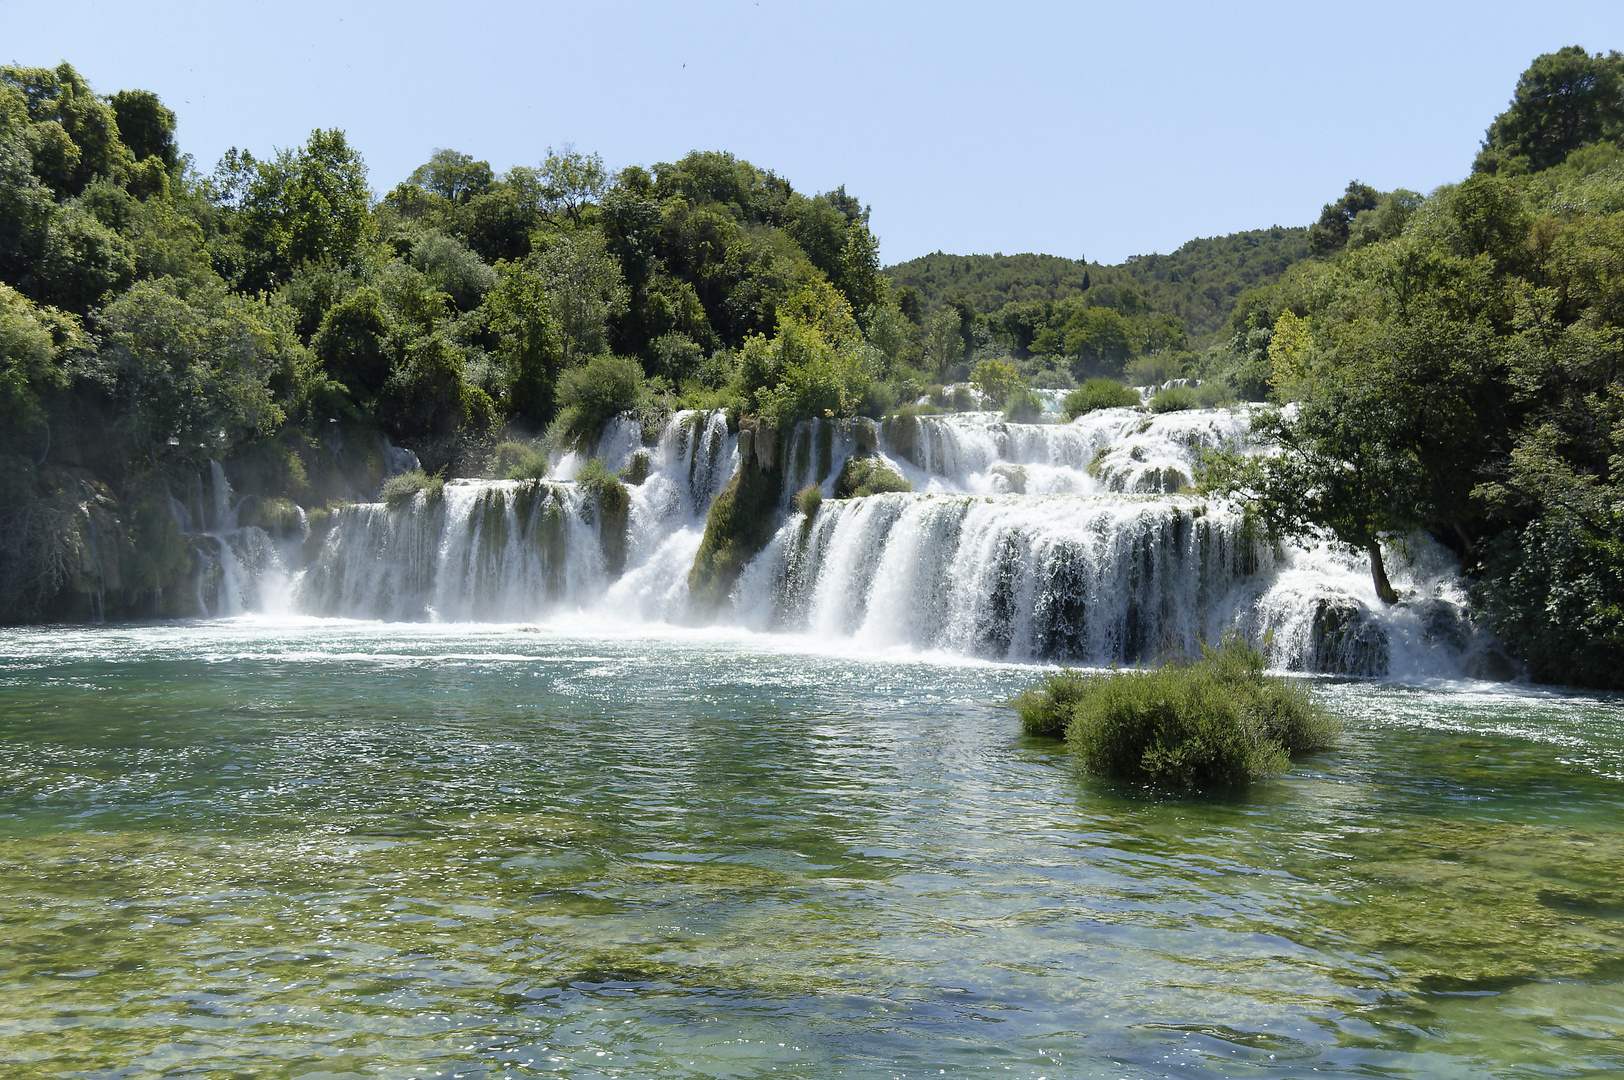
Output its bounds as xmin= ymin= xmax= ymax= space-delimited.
xmin=575 ymin=459 xmax=630 ymax=577
xmin=622 ymin=449 xmax=651 ymax=486
xmin=689 ymin=417 xmax=783 ymax=612
xmin=833 ymin=454 xmax=911 ymax=499
xmin=1309 ymin=596 xmax=1389 ymax=676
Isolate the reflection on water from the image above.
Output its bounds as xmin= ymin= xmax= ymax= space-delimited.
xmin=0 ymin=620 xmax=1621 ymax=1078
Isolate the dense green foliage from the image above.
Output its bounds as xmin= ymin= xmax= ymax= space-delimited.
xmin=884 ymin=227 xmax=1312 ymax=388
xmin=1014 ymin=637 xmax=1337 ymax=789
xmin=0 ymin=61 xmax=909 ymax=620
xmin=1202 ymin=47 xmax=1624 ymax=687
xmin=1062 ymin=378 xmax=1140 ymax=418
xmin=7 ymin=50 xmax=1624 ymax=691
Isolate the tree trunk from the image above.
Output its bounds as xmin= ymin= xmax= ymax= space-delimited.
xmin=1369 ymin=542 xmax=1398 ymax=605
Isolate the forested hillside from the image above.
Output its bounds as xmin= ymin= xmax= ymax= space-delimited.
xmin=887 ymin=227 xmax=1311 ymax=342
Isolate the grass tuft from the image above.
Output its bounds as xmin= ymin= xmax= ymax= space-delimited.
xmin=796 ymin=483 xmax=823 ymax=519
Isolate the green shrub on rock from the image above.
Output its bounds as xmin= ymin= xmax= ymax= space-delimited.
xmin=1149 ymin=384 xmax=1200 ymax=413
xmin=1015 ymin=636 xmax=1337 ymax=789
xmin=494 ymin=440 xmax=549 ymax=480
xmin=1003 ymin=387 xmax=1046 ymax=423
xmin=1063 ymin=379 xmax=1140 ymax=419
xmin=555 ymin=354 xmax=646 ymax=450
xmin=380 ymin=470 xmax=444 ymax=508
xmin=796 ymin=484 xmax=823 ymax=518
xmin=833 ymin=455 xmax=911 ymax=498
xmin=574 ymin=458 xmax=629 ymax=575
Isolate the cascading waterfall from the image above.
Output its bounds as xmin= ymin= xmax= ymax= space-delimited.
xmin=187 ymin=401 xmax=1506 ymax=679
xmin=183 ymin=460 xmax=305 ymax=617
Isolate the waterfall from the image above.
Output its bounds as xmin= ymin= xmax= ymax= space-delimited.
xmin=733 ymin=494 xmax=1270 ymax=664
xmin=208 ymin=404 xmax=1505 ymax=678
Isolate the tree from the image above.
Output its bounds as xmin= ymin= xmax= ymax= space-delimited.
xmin=516 ymin=146 xmax=609 ymax=230
xmin=109 ymin=89 xmax=178 ymax=171
xmin=483 ymin=260 xmax=563 ymax=427
xmin=971 ymin=357 xmax=1022 ymax=408
xmin=408 ymin=149 xmax=493 ymax=203
xmin=234 ymin=129 xmax=375 ymax=290
xmin=1063 ymin=305 xmax=1137 ymax=373
xmin=0 ymin=63 xmax=130 ymax=197
xmin=1205 ymin=294 xmax=1501 ymax=605
xmin=1308 ymin=181 xmax=1380 ymax=256
xmin=0 ymin=284 xmax=83 ymax=459
xmin=535 ymin=230 xmax=629 ymax=363
xmin=99 ymin=277 xmax=291 ymax=458
xmin=1475 ymin=47 xmax=1624 ymax=174
xmin=312 ymin=286 xmax=393 ymax=404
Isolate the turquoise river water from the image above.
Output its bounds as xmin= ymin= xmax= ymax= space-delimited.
xmin=1 ymin=619 xmax=1621 ymax=1079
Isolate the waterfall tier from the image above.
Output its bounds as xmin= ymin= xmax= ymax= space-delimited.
xmin=184 ymin=404 xmax=1505 ymax=679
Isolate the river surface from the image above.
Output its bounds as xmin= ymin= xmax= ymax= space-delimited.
xmin=1 ymin=620 xmax=1621 ymax=1079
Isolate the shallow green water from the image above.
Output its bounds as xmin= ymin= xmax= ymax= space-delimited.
xmin=0 ymin=621 xmax=1621 ymax=1079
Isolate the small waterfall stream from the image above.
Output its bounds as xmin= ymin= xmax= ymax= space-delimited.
xmin=181 ymin=403 xmax=1504 ymax=678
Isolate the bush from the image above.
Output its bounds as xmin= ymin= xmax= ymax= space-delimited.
xmin=972 ymin=357 xmax=1023 ymax=407
xmin=493 ymin=440 xmax=548 ymax=480
xmin=555 ymin=354 xmax=647 ymax=450
xmin=833 ymin=455 xmax=912 ymax=498
xmin=1149 ymin=385 xmax=1199 ymax=413
xmin=796 ymin=483 xmax=823 ymax=518
xmin=1015 ymin=636 xmax=1337 ymax=789
xmin=1012 ymin=668 xmax=1092 ymax=738
xmin=573 ymin=456 xmax=625 ymax=503
xmin=1193 ymin=381 xmax=1238 ymax=409
xmin=380 ymin=470 xmax=444 ymax=508
xmin=1063 ymin=379 xmax=1140 ymax=419
xmin=1004 ymin=387 xmax=1046 ymax=423
xmin=1126 ymin=351 xmax=1185 ymax=387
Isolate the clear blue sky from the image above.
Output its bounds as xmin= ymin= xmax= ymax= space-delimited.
xmin=5 ymin=0 xmax=1622 ymax=265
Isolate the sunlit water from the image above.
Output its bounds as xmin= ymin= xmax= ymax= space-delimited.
xmin=1 ymin=620 xmax=1621 ymax=1079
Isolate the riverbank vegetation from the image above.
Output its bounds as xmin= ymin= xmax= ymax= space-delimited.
xmin=1200 ymin=46 xmax=1624 ymax=689
xmin=1014 ymin=637 xmax=1337 ymax=789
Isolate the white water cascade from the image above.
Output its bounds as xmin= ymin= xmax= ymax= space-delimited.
xmin=191 ymin=402 xmax=1507 ymax=679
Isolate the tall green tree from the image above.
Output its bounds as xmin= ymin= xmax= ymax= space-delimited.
xmin=1475 ymin=46 xmax=1624 ymax=174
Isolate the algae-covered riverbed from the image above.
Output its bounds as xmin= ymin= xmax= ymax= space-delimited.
xmin=0 ymin=621 xmax=1620 ymax=1078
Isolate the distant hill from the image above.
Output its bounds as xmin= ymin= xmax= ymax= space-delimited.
xmin=886 ymin=226 xmax=1311 ymax=341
